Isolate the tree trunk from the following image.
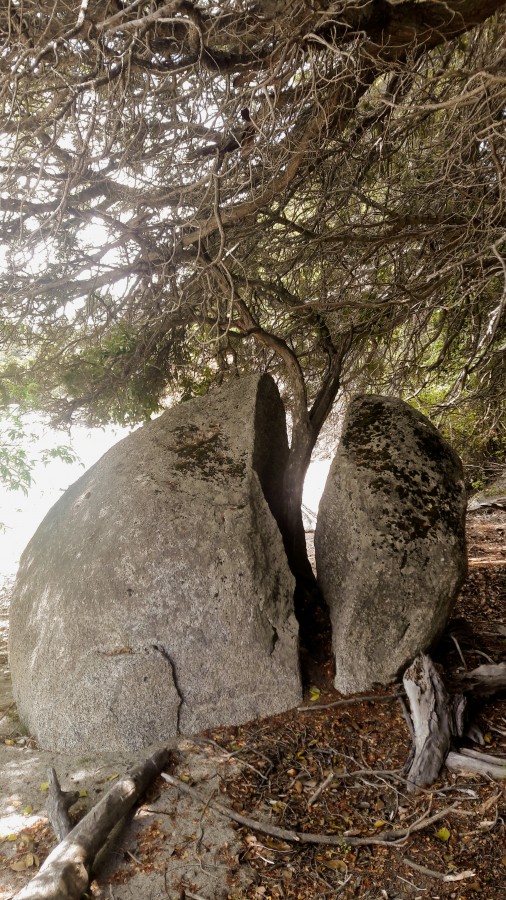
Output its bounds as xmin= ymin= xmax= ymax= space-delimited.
xmin=279 ymin=337 xmax=351 ymax=589
xmin=402 ymin=654 xmax=506 ymax=789
xmin=281 ymin=429 xmax=316 ymax=584
xmin=281 ymin=412 xmax=333 ymax=664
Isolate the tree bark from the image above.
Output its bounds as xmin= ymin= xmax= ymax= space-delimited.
xmin=14 ymin=746 xmax=170 ymax=900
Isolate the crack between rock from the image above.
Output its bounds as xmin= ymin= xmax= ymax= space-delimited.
xmin=151 ymin=643 xmax=184 ymax=733
xmin=269 ymin=625 xmax=279 ymax=657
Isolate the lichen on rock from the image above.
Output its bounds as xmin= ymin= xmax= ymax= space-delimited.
xmin=315 ymin=394 xmax=467 ymax=694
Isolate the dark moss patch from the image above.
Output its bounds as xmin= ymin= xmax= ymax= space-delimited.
xmin=340 ymin=395 xmax=466 ymax=542
xmin=168 ymin=425 xmax=247 ymax=481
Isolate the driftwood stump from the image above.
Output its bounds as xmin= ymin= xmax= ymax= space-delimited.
xmin=403 ymin=654 xmax=506 ymax=790
xmin=403 ymin=654 xmax=464 ymax=790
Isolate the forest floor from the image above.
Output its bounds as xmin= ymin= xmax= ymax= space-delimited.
xmin=0 ymin=508 xmax=505 ymax=900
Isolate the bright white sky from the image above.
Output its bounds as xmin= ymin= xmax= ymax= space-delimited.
xmin=0 ymin=424 xmax=129 ymax=581
xmin=0 ymin=425 xmax=331 ymax=582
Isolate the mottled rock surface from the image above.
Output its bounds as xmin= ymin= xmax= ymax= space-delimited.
xmin=9 ymin=375 xmax=301 ymax=751
xmin=315 ymin=395 xmax=467 ymax=694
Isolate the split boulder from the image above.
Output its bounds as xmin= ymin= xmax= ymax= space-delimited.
xmin=9 ymin=374 xmax=302 ymax=751
xmin=315 ymin=395 xmax=467 ymax=694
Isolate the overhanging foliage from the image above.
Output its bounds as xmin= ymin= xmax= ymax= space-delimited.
xmin=0 ymin=1 xmax=505 ymax=488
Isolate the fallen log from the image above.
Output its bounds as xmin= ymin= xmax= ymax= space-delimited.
xmin=15 ymin=745 xmax=170 ymax=900
xmin=446 ymin=750 xmax=506 ymax=780
xmin=457 ymin=662 xmax=506 ymax=697
xmin=402 ymin=654 xmax=464 ymax=791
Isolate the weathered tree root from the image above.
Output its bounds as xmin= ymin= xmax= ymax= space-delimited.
xmin=456 ymin=662 xmax=506 ymax=697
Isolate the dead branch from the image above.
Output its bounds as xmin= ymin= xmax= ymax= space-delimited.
xmin=298 ymin=691 xmax=404 ymax=712
xmin=306 ymin=771 xmax=335 ymax=807
xmin=401 ymin=857 xmax=476 ymax=882
xmin=446 ymin=751 xmax=506 ymax=780
xmin=161 ymin=772 xmax=464 ymax=849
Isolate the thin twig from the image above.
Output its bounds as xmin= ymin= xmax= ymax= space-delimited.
xmin=402 ymin=857 xmax=475 ymax=882
xmin=450 ymin=633 xmax=468 ymax=670
xmin=192 ymin=736 xmax=270 ymax=779
xmin=298 ymin=691 xmax=404 ymax=712
xmin=307 ymin=771 xmax=335 ymax=807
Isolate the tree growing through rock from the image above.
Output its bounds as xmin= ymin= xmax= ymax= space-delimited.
xmin=0 ymin=0 xmax=505 ymax=587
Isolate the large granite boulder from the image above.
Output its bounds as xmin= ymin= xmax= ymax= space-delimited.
xmin=9 ymin=374 xmax=301 ymax=751
xmin=315 ymin=395 xmax=467 ymax=694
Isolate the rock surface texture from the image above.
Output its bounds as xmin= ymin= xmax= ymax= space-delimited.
xmin=9 ymin=375 xmax=301 ymax=751
xmin=315 ymin=395 xmax=467 ymax=694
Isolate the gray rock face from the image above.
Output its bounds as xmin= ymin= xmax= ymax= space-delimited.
xmin=9 ymin=374 xmax=301 ymax=751
xmin=315 ymin=395 xmax=467 ymax=694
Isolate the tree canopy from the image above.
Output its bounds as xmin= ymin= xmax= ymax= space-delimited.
xmin=1 ymin=1 xmax=505 ymax=562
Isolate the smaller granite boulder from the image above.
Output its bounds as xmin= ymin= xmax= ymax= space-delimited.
xmin=315 ymin=395 xmax=467 ymax=694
